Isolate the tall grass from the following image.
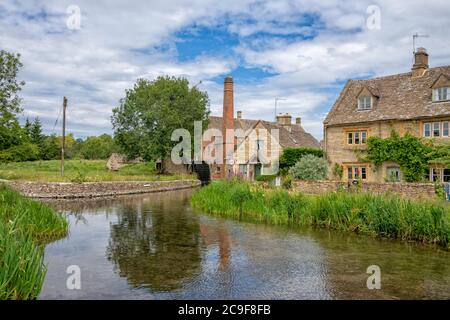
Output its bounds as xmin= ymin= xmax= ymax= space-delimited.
xmin=0 ymin=185 xmax=68 ymax=300
xmin=191 ymin=180 xmax=450 ymax=248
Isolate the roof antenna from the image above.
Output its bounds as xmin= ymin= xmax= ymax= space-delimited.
xmin=274 ymin=97 xmax=286 ymax=122
xmin=413 ymin=33 xmax=429 ymax=54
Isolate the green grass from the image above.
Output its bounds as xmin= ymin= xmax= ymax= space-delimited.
xmin=191 ymin=180 xmax=450 ymax=248
xmin=0 ymin=160 xmax=193 ymax=182
xmin=0 ymin=185 xmax=69 ymax=300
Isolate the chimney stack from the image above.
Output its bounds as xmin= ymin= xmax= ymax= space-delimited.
xmin=276 ymin=113 xmax=292 ymax=126
xmin=222 ymin=76 xmax=234 ymax=178
xmin=237 ymin=111 xmax=242 ymax=119
xmin=295 ymin=117 xmax=302 ymax=126
xmin=412 ymin=47 xmax=429 ymax=78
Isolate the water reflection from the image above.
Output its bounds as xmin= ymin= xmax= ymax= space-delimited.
xmin=40 ymin=191 xmax=450 ymax=300
xmin=106 ymin=193 xmax=202 ymax=291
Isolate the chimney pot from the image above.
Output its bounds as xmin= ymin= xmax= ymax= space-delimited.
xmin=296 ymin=117 xmax=301 ymax=125
xmin=237 ymin=111 xmax=242 ymax=119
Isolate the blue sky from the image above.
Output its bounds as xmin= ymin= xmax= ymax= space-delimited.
xmin=1 ymin=0 xmax=450 ymax=140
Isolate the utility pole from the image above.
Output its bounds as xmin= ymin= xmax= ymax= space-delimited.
xmin=61 ymin=97 xmax=67 ymax=177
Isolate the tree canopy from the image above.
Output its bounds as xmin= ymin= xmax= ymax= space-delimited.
xmin=112 ymin=76 xmax=210 ymax=164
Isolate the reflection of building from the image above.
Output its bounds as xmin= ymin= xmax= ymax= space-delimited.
xmin=324 ymin=48 xmax=450 ymax=183
xmin=204 ymin=76 xmax=320 ymax=180
xmin=199 ymin=223 xmax=231 ymax=272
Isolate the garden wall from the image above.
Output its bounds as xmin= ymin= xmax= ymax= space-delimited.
xmin=291 ymin=180 xmax=437 ymax=200
xmin=4 ymin=180 xmax=201 ymax=199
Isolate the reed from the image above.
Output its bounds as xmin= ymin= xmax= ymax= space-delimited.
xmin=0 ymin=185 xmax=68 ymax=300
xmin=191 ymin=180 xmax=450 ymax=248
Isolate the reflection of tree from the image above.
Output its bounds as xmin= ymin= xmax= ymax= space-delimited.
xmin=106 ymin=192 xmax=202 ymax=291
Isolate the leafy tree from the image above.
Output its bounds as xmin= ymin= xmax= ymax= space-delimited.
xmin=279 ymin=147 xmax=324 ymax=169
xmin=112 ymin=76 xmax=210 ymax=170
xmin=0 ymin=50 xmax=25 ymax=150
xmin=40 ymin=135 xmax=60 ymax=160
xmin=0 ymin=142 xmax=40 ymax=162
xmin=288 ymin=154 xmax=328 ymax=181
xmin=79 ymin=134 xmax=118 ymax=159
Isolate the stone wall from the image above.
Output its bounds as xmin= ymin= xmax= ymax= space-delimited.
xmin=291 ymin=180 xmax=437 ymax=200
xmin=5 ymin=180 xmax=201 ymax=199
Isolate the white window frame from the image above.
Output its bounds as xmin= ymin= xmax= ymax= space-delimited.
xmin=443 ymin=121 xmax=449 ymax=137
xmin=433 ymin=87 xmax=450 ymax=102
xmin=423 ymin=123 xmax=431 ymax=137
xmin=358 ymin=96 xmax=372 ymax=110
xmin=432 ymin=122 xmax=441 ymax=137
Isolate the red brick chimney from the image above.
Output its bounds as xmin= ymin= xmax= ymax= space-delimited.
xmin=222 ymin=76 xmax=234 ymax=177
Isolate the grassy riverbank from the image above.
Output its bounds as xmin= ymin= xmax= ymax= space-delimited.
xmin=191 ymin=181 xmax=450 ymax=248
xmin=0 ymin=186 xmax=68 ymax=299
xmin=0 ymin=160 xmax=191 ymax=182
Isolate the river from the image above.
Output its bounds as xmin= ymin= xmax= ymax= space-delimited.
xmin=39 ymin=189 xmax=450 ymax=299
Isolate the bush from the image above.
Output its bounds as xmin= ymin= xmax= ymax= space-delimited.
xmin=279 ymin=147 xmax=324 ymax=169
xmin=0 ymin=143 xmax=40 ymax=162
xmin=288 ymin=154 xmax=327 ymax=181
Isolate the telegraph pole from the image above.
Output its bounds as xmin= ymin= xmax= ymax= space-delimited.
xmin=61 ymin=97 xmax=67 ymax=177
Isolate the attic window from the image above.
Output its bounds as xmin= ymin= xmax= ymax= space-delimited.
xmin=433 ymin=87 xmax=450 ymax=102
xmin=358 ymin=96 xmax=372 ymax=110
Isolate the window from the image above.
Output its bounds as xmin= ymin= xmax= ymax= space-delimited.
xmin=424 ymin=121 xmax=450 ymax=138
xmin=433 ymin=122 xmax=441 ymax=137
xmin=361 ymin=131 xmax=367 ymax=144
xmin=358 ymin=96 xmax=372 ymax=110
xmin=386 ymin=167 xmax=401 ymax=182
xmin=444 ymin=169 xmax=450 ymax=182
xmin=424 ymin=123 xmax=431 ymax=137
xmin=346 ymin=130 xmax=368 ymax=145
xmin=348 ymin=132 xmax=353 ymax=145
xmin=361 ymin=167 xmax=367 ymax=180
xmin=433 ymin=87 xmax=450 ymax=102
xmin=354 ymin=132 xmax=360 ymax=144
xmin=432 ymin=168 xmax=441 ymax=182
xmin=239 ymin=164 xmax=247 ymax=176
xmin=443 ymin=122 xmax=449 ymax=137
xmin=347 ymin=166 xmax=368 ymax=180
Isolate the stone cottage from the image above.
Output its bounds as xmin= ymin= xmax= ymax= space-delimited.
xmin=324 ymin=48 xmax=450 ymax=183
xmin=204 ymin=76 xmax=320 ymax=180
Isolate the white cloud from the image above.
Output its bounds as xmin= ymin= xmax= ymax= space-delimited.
xmin=1 ymin=0 xmax=450 ymax=141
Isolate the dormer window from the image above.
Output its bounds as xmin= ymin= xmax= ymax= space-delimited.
xmin=358 ymin=96 xmax=372 ymax=110
xmin=433 ymin=87 xmax=450 ymax=102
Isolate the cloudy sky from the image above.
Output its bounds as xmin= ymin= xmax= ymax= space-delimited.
xmin=1 ymin=0 xmax=450 ymax=140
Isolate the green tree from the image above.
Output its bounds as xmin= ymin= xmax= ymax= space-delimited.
xmin=112 ymin=76 xmax=210 ymax=170
xmin=80 ymin=134 xmax=118 ymax=159
xmin=40 ymin=135 xmax=60 ymax=160
xmin=288 ymin=154 xmax=328 ymax=181
xmin=30 ymin=118 xmax=44 ymax=145
xmin=0 ymin=50 xmax=25 ymax=150
xmin=23 ymin=118 xmax=32 ymax=139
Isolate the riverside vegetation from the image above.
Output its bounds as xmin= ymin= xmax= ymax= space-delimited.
xmin=0 ymin=185 xmax=68 ymax=299
xmin=191 ymin=180 xmax=450 ymax=248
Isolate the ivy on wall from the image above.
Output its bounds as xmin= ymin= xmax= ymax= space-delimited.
xmin=358 ymin=131 xmax=434 ymax=182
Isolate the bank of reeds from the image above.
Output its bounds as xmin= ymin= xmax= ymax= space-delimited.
xmin=191 ymin=180 xmax=450 ymax=248
xmin=0 ymin=185 xmax=68 ymax=300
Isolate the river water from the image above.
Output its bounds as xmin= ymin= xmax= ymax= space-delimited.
xmin=39 ymin=189 xmax=450 ymax=300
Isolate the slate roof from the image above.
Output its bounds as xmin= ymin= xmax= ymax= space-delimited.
xmin=208 ymin=116 xmax=320 ymax=149
xmin=324 ymin=66 xmax=450 ymax=127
